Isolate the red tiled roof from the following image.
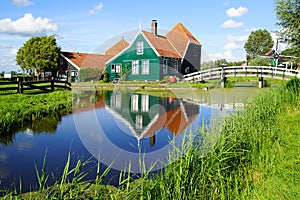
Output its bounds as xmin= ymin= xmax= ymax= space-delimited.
xmin=264 ymin=50 xmax=275 ymax=56
xmin=105 ymin=38 xmax=129 ymax=56
xmin=166 ymin=23 xmax=201 ymax=56
xmin=62 ymin=52 xmax=112 ymax=70
xmin=142 ymin=31 xmax=181 ymax=58
xmin=139 ymin=104 xmax=198 ymax=139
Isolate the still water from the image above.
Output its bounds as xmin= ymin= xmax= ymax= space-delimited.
xmin=0 ymin=88 xmax=262 ymax=193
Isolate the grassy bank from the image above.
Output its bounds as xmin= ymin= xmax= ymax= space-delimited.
xmin=0 ymin=91 xmax=72 ymax=134
xmin=3 ymin=78 xmax=300 ymax=199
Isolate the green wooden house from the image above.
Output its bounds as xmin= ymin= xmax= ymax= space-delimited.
xmin=105 ymin=20 xmax=202 ymax=81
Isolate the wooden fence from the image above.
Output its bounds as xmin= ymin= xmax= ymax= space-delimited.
xmin=0 ymin=78 xmax=71 ymax=94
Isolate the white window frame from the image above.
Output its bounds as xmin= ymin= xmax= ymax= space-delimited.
xmin=116 ymin=64 xmax=121 ymax=73
xmin=131 ymin=94 xmax=139 ymax=112
xmin=141 ymin=94 xmax=149 ymax=112
xmin=132 ymin=60 xmax=139 ymax=75
xmin=137 ymin=42 xmax=144 ymax=55
xmin=136 ymin=115 xmax=143 ymax=129
xmin=142 ymin=59 xmax=149 ymax=74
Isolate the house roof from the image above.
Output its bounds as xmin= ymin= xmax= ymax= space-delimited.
xmin=62 ymin=52 xmax=113 ymax=70
xmin=105 ymin=38 xmax=129 ymax=56
xmin=264 ymin=50 xmax=275 ymax=56
xmin=142 ymin=31 xmax=181 ymax=58
xmin=166 ymin=23 xmax=201 ymax=57
xmin=138 ymin=101 xmax=199 ymax=139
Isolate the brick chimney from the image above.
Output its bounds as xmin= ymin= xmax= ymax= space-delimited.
xmin=151 ymin=20 xmax=157 ymax=36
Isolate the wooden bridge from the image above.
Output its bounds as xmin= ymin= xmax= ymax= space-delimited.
xmin=183 ymin=66 xmax=300 ymax=87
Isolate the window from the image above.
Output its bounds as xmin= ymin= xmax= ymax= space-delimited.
xmin=116 ymin=64 xmax=121 ymax=73
xmin=194 ymin=46 xmax=199 ymax=56
xmin=110 ymin=92 xmax=121 ymax=109
xmin=141 ymin=95 xmax=149 ymax=112
xmin=136 ymin=115 xmax=143 ymax=129
xmin=132 ymin=60 xmax=139 ymax=75
xmin=60 ymin=58 xmax=64 ymax=65
xmin=137 ymin=42 xmax=143 ymax=55
xmin=142 ymin=60 xmax=149 ymax=74
xmin=111 ymin=64 xmax=115 ymax=73
xmin=185 ymin=67 xmax=190 ymax=74
xmin=131 ymin=94 xmax=139 ymax=112
xmin=163 ymin=59 xmax=168 ymax=74
xmin=174 ymin=60 xmax=179 ymax=72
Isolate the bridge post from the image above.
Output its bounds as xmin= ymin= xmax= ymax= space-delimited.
xmin=258 ymin=77 xmax=264 ymax=88
xmin=220 ymin=64 xmax=227 ymax=88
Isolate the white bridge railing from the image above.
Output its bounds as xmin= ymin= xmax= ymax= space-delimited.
xmin=183 ymin=66 xmax=300 ymax=82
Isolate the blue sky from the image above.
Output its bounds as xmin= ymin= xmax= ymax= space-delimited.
xmin=0 ymin=0 xmax=283 ymax=72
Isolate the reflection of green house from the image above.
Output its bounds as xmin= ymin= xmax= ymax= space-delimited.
xmin=105 ymin=20 xmax=202 ymax=81
xmin=105 ymin=91 xmax=199 ymax=146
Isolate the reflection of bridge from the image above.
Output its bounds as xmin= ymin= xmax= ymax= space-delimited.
xmin=183 ymin=66 xmax=300 ymax=87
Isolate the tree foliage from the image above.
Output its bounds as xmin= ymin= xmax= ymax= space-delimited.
xmin=78 ymin=68 xmax=103 ymax=82
xmin=16 ymin=36 xmax=61 ymax=75
xmin=249 ymin=56 xmax=270 ymax=66
xmin=244 ymin=29 xmax=274 ymax=60
xmin=276 ymin=0 xmax=300 ymax=61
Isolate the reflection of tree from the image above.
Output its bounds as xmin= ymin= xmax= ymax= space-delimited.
xmin=28 ymin=115 xmax=61 ymax=133
xmin=0 ymin=133 xmax=15 ymax=146
xmin=0 ymin=115 xmax=62 ymax=146
xmin=73 ymin=90 xmax=107 ymax=113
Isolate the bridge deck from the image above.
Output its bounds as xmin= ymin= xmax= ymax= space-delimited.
xmin=183 ymin=66 xmax=299 ymax=82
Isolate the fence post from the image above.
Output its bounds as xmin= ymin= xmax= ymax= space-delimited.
xmin=17 ymin=78 xmax=20 ymax=93
xmin=17 ymin=78 xmax=23 ymax=94
xmin=51 ymin=77 xmax=54 ymax=91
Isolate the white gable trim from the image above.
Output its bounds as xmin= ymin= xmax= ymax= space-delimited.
xmin=182 ymin=40 xmax=191 ymax=59
xmin=61 ymin=53 xmax=80 ymax=71
xmin=140 ymin=31 xmax=160 ymax=57
xmin=105 ymin=30 xmax=160 ymax=65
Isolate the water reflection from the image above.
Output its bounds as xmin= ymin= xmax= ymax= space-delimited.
xmin=0 ymin=115 xmax=62 ymax=146
xmin=74 ymin=90 xmax=207 ymax=173
xmin=0 ymin=89 xmax=239 ymax=193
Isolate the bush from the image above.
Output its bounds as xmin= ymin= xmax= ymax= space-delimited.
xmin=79 ymin=68 xmax=102 ymax=82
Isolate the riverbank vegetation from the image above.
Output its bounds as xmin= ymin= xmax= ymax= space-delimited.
xmin=1 ymin=77 xmax=297 ymax=199
xmin=0 ymin=91 xmax=72 ymax=135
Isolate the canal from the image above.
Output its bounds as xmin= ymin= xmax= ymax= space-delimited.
xmin=0 ymin=87 xmax=263 ymax=193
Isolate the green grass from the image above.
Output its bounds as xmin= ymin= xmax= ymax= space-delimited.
xmin=0 ymin=90 xmax=72 ymax=134
xmin=2 ymin=78 xmax=300 ymax=199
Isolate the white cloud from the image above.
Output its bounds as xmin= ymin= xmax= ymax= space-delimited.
xmin=244 ymin=27 xmax=257 ymax=33
xmin=221 ymin=19 xmax=243 ymax=28
xmin=228 ymin=35 xmax=248 ymax=42
xmin=223 ymin=35 xmax=248 ymax=50
xmin=0 ymin=44 xmax=13 ymax=49
xmin=12 ymin=0 xmax=34 ymax=7
xmin=89 ymin=2 xmax=103 ymax=15
xmin=226 ymin=6 xmax=248 ymax=17
xmin=0 ymin=13 xmax=58 ymax=36
xmin=224 ymin=42 xmax=241 ymax=50
xmin=210 ymin=50 xmax=238 ymax=61
xmin=224 ymin=50 xmax=235 ymax=60
xmin=10 ymin=48 xmax=18 ymax=55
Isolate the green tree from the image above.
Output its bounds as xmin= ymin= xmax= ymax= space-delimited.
xmin=16 ymin=36 xmax=61 ymax=77
xmin=276 ymin=0 xmax=300 ymax=62
xmin=244 ymin=29 xmax=274 ymax=60
xmin=249 ymin=56 xmax=270 ymax=66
